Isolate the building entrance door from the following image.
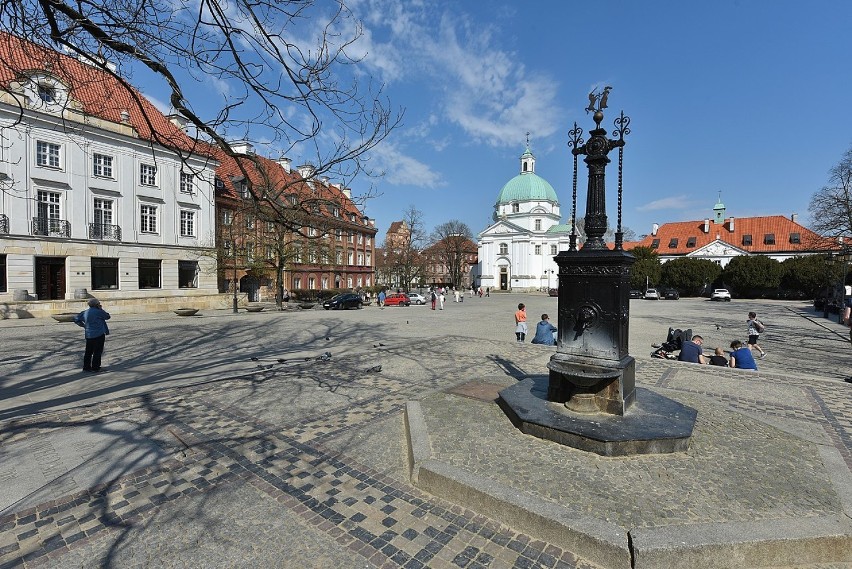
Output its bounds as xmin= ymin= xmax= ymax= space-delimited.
xmin=500 ymin=267 xmax=508 ymax=291
xmin=35 ymin=257 xmax=66 ymax=300
xmin=240 ymin=275 xmax=260 ymax=302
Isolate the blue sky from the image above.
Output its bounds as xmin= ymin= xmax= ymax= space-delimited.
xmin=139 ymin=0 xmax=852 ymax=242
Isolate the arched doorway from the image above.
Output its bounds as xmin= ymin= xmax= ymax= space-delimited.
xmin=239 ymin=275 xmax=260 ymax=302
xmin=500 ymin=266 xmax=509 ymax=291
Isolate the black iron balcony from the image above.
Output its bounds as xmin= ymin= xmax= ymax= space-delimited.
xmin=0 ymin=213 xmax=8 ymax=234
xmin=32 ymin=217 xmax=70 ymax=237
xmin=89 ymin=223 xmax=122 ymax=241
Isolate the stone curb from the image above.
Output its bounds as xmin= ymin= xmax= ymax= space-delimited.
xmin=404 ymin=400 xmax=632 ymax=569
xmin=403 ymin=398 xmax=852 ymax=569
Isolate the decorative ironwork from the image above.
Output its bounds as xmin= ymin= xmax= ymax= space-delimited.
xmin=567 ymin=122 xmax=584 ymax=251
xmin=89 ymin=223 xmax=122 ymax=241
xmin=585 ymin=86 xmax=612 ymax=114
xmin=613 ymin=111 xmax=631 ymax=250
xmin=31 ymin=217 xmax=70 ymax=237
xmin=560 ymin=264 xmax=630 ymax=276
xmin=0 ymin=213 xmax=8 ymax=234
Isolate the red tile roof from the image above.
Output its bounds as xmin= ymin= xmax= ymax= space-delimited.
xmin=628 ymin=216 xmax=834 ymax=255
xmin=0 ymin=33 xmax=203 ymax=154
xmin=209 ymin=146 xmax=372 ymax=231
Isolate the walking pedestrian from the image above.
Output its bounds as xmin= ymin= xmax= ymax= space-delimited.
xmin=430 ymin=290 xmax=437 ymax=310
xmin=377 ymin=289 xmax=386 ymax=307
xmin=485 ymin=287 xmax=490 ymax=297
xmin=74 ymin=298 xmax=111 ymax=372
xmin=746 ymin=311 xmax=766 ymax=359
xmin=438 ymin=290 xmax=445 ymax=310
xmin=514 ymin=303 xmax=527 ymax=342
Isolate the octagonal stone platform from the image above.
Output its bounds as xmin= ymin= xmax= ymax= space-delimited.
xmin=498 ymin=376 xmax=697 ymax=456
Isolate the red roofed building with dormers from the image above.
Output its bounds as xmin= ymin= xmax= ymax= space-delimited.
xmin=0 ymin=32 xmax=221 ymax=316
xmin=210 ymin=142 xmax=376 ymax=301
xmin=628 ymin=198 xmax=836 ymax=266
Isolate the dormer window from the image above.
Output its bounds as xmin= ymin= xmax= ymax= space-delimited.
xmin=686 ymin=236 xmax=696 ymax=248
xmin=668 ymin=238 xmax=678 ymax=248
xmin=38 ymin=84 xmax=56 ymax=103
xmin=742 ymin=234 xmax=752 ymax=246
xmin=651 ymin=239 xmax=660 ymax=249
xmin=789 ymin=232 xmax=801 ymax=244
xmin=534 ymin=219 xmax=541 ymax=231
xmin=764 ymin=233 xmax=775 ymax=245
xmin=512 ymin=203 xmax=519 ymax=213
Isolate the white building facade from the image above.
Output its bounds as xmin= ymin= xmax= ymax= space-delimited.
xmin=0 ymin=38 xmax=219 ymax=317
xmin=477 ymin=146 xmax=571 ymax=291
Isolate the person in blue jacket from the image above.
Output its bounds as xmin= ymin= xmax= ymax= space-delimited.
xmin=729 ymin=340 xmax=757 ymax=370
xmin=74 ymin=298 xmax=111 ymax=372
xmin=530 ymin=314 xmax=558 ymax=345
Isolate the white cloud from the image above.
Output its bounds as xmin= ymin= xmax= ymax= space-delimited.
xmin=369 ymin=140 xmax=443 ymax=188
xmin=636 ymin=195 xmax=696 ymax=212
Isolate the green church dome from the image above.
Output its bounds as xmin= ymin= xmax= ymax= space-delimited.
xmin=496 ymin=172 xmax=558 ymax=204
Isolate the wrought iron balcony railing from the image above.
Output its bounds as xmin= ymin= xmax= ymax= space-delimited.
xmin=0 ymin=213 xmax=8 ymax=234
xmin=89 ymin=223 xmax=122 ymax=241
xmin=32 ymin=217 xmax=70 ymax=237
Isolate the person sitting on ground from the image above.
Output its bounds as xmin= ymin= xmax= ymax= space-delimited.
xmin=530 ymin=314 xmax=558 ymax=346
xmin=729 ymin=340 xmax=758 ymax=370
xmin=678 ymin=335 xmax=706 ymax=364
xmin=708 ymin=347 xmax=728 ymax=366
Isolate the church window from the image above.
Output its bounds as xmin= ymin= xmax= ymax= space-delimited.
xmin=686 ymin=236 xmax=696 ymax=248
xmin=668 ymin=238 xmax=678 ymax=248
xmin=535 ymin=245 xmax=541 ymax=255
xmin=550 ymin=244 xmax=557 ymax=255
xmin=499 ymin=243 xmax=508 ymax=255
xmin=742 ymin=234 xmax=752 ymax=246
xmin=789 ymin=232 xmax=800 ymax=244
xmin=534 ymin=219 xmax=541 ymax=231
xmin=512 ymin=203 xmax=519 ymax=213
xmin=764 ymin=233 xmax=775 ymax=245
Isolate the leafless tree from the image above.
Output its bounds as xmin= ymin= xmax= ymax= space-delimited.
xmin=378 ymin=205 xmax=427 ymax=290
xmin=428 ymin=220 xmax=474 ymax=288
xmin=809 ymin=146 xmax=852 ymax=247
xmin=0 ymin=0 xmax=402 ymax=221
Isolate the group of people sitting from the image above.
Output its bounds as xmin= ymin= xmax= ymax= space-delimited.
xmin=678 ymin=335 xmax=758 ymax=370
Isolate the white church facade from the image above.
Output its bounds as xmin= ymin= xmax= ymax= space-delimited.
xmin=477 ymin=145 xmax=572 ymax=292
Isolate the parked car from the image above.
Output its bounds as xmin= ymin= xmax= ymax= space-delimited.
xmin=548 ymin=288 xmax=559 ymax=297
xmin=383 ymin=293 xmax=411 ymax=307
xmin=662 ymin=288 xmax=680 ymax=300
xmin=407 ymin=292 xmax=427 ymax=305
xmin=629 ymin=289 xmax=644 ymax=299
xmin=322 ymin=293 xmax=363 ymax=310
xmin=644 ymin=288 xmax=660 ymax=300
xmin=710 ymin=289 xmax=732 ymax=302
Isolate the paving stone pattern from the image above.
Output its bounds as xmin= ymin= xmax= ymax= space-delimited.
xmin=0 ymin=297 xmax=850 ymax=568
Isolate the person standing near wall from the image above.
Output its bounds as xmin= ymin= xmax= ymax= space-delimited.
xmin=74 ymin=298 xmax=111 ymax=372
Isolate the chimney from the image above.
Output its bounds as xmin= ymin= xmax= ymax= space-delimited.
xmin=320 ymin=176 xmax=330 ymax=186
xmin=230 ymin=140 xmax=254 ymax=155
xmin=120 ymin=110 xmax=130 ymax=123
xmin=651 ymin=223 xmax=659 ymax=236
xmin=791 ymin=213 xmax=798 ymax=224
xmin=728 ymin=216 xmax=734 ymax=232
xmin=167 ymin=113 xmax=187 ymax=130
xmin=703 ymin=219 xmax=710 ymax=233
xmin=342 ymin=187 xmax=352 ymax=199
xmin=297 ymin=163 xmax=315 ymax=179
xmin=276 ymin=156 xmax=291 ymax=173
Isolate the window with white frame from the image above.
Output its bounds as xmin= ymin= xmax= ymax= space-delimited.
xmin=366 ymin=252 xmax=372 ymax=265
xmin=322 ymin=276 xmax=328 ymax=289
xmin=38 ymin=84 xmax=57 ymax=104
xmin=140 ymin=163 xmax=157 ymax=186
xmin=336 ymin=249 xmax=342 ymax=264
xmin=499 ymin=243 xmax=508 ymax=255
xmin=366 ymin=276 xmax=371 ymax=287
xmin=245 ymin=242 xmax=254 ymax=261
xmin=36 ymin=141 xmax=61 ymax=168
xmin=266 ymin=246 xmax=274 ymax=259
xmin=358 ymin=234 xmax=363 ymax=244
xmin=245 ymin=214 xmax=254 ymax=229
xmin=308 ymin=277 xmax=316 ymax=289
xmin=180 ymin=210 xmax=196 ymax=237
xmin=534 ymin=219 xmax=542 ymax=231
xmin=535 ymin=244 xmax=542 ymax=255
xmin=348 ymin=251 xmax=354 ymax=265
xmin=551 ymin=244 xmax=557 ymax=255
xmin=336 ymin=228 xmax=342 ymax=240
xmin=357 ymin=276 xmax=363 ymax=287
xmin=140 ymin=204 xmax=158 ymax=233
xmin=357 ymin=252 xmax=364 ymax=265
xmin=180 ymin=171 xmax=194 ymax=194
xmin=93 ymin=153 xmax=114 ymax=178
xmin=93 ymin=198 xmax=113 ymax=226
xmin=512 ymin=203 xmax=519 ymax=213
xmin=348 ymin=231 xmax=354 ymax=243
xmin=293 ymin=277 xmax=301 ymax=289
xmin=222 ymin=210 xmax=233 ymax=226
xmin=347 ymin=276 xmax=353 ymax=288
xmin=308 ymin=226 xmax=316 ymax=237
xmin=37 ymin=190 xmax=61 ymax=220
